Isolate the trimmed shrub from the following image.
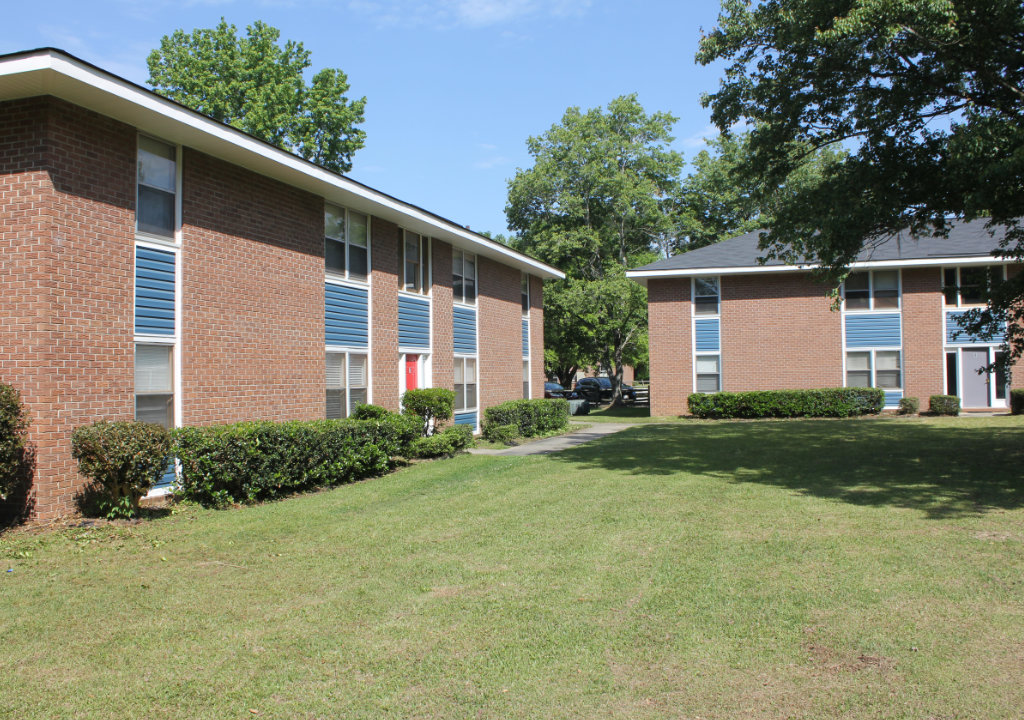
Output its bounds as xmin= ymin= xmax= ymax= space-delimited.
xmin=409 ymin=425 xmax=475 ymax=459
xmin=1011 ymin=388 xmax=1024 ymax=415
xmin=71 ymin=421 xmax=172 ymax=519
xmin=173 ymin=415 xmax=418 ymax=508
xmin=402 ymin=388 xmax=455 ymax=436
xmin=928 ymin=395 xmax=961 ymax=416
xmin=351 ymin=403 xmax=391 ymax=420
xmin=897 ymin=397 xmax=920 ymax=415
xmin=483 ymin=398 xmax=570 ymax=438
xmin=687 ymin=388 xmax=884 ymax=419
xmin=0 ymin=384 xmax=29 ymax=502
xmin=483 ymin=423 xmax=518 ymax=445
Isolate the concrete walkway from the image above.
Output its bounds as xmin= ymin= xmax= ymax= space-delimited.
xmin=469 ymin=422 xmax=637 ymax=456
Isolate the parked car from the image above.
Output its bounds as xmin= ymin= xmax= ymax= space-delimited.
xmin=544 ymin=382 xmax=579 ymax=399
xmin=573 ymin=377 xmax=636 ymax=404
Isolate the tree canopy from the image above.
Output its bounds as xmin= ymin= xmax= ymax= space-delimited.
xmin=506 ymin=94 xmax=682 ymax=400
xmin=147 ymin=19 xmax=367 ymax=174
xmin=697 ymin=0 xmax=1024 ymax=360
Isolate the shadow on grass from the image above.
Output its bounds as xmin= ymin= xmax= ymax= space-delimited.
xmin=551 ymin=418 xmax=1024 ymax=518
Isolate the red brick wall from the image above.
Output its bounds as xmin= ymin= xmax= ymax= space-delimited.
xmin=720 ymin=273 xmax=843 ymax=393
xmin=647 ymin=279 xmax=693 ymax=416
xmin=529 ymin=275 xmax=545 ymax=398
xmin=901 ymin=267 xmax=946 ymax=402
xmin=431 ymin=239 xmax=454 ymax=394
xmin=0 ymin=98 xmax=136 ymax=519
xmin=479 ymin=257 xmax=522 ymax=409
xmin=371 ymin=218 xmax=400 ymax=410
xmin=180 ymin=149 xmax=324 ymax=426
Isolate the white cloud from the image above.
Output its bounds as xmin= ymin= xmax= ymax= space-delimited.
xmin=347 ymin=0 xmax=591 ymax=29
xmin=474 ymin=154 xmax=510 ymax=169
xmin=679 ymin=123 xmax=718 ymax=150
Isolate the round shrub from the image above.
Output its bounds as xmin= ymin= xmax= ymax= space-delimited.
xmin=1011 ymin=388 xmax=1024 ymax=416
xmin=402 ymin=388 xmax=455 ymax=436
xmin=897 ymin=397 xmax=920 ymax=415
xmin=409 ymin=425 xmax=475 ymax=458
xmin=483 ymin=423 xmax=518 ymax=445
xmin=71 ymin=420 xmax=171 ymax=518
xmin=352 ymin=403 xmax=391 ymax=420
xmin=0 ymin=383 xmax=29 ymax=502
xmin=928 ymin=395 xmax=961 ymax=416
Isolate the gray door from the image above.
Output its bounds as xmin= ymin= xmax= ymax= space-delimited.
xmin=961 ymin=348 xmax=990 ymax=408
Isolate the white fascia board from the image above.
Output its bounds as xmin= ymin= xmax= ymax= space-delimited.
xmin=0 ymin=50 xmax=564 ymax=280
xmin=627 ymin=254 xmax=1014 ymax=285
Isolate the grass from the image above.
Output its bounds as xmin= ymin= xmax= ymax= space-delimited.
xmin=474 ymin=423 xmax=590 ymax=450
xmin=2 ymin=415 xmax=1023 ymax=718
xmin=576 ymin=403 xmax=670 ymax=423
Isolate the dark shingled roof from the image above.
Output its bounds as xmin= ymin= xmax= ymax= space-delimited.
xmin=631 ymin=219 xmax=1009 ymax=273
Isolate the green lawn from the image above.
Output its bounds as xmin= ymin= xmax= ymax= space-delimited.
xmin=2 ymin=416 xmax=1023 ymax=719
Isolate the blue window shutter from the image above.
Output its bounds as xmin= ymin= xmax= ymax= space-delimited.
xmin=135 ymin=246 xmax=176 ymax=336
xmin=398 ymin=295 xmax=431 ymax=350
xmin=325 ymin=283 xmax=369 ymax=347
xmin=694 ymin=318 xmax=720 ymax=352
xmin=845 ymin=313 xmax=901 ymax=348
xmin=454 ymin=306 xmax=477 ymax=354
xmin=945 ymin=311 xmax=1003 ymax=345
xmin=522 ymin=318 xmax=529 ymax=356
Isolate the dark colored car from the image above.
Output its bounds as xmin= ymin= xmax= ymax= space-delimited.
xmin=573 ymin=376 xmax=636 ymax=404
xmin=544 ymin=382 xmax=579 ymax=399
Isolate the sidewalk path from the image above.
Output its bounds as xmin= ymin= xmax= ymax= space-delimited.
xmin=469 ymin=422 xmax=637 ymax=456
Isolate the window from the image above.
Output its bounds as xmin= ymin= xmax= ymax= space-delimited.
xmin=943 ymin=266 xmax=1005 ymax=307
xmin=695 ymin=355 xmax=720 ymax=392
xmin=521 ymin=273 xmax=530 ymax=314
xmin=453 ymin=250 xmax=477 ymax=304
xmin=326 ymin=352 xmax=368 ymax=419
xmin=846 ymin=350 xmax=901 ymax=389
xmin=843 ymin=270 xmax=899 ymax=310
xmin=135 ymin=344 xmax=174 ymax=427
xmin=995 ymin=351 xmax=1008 ymax=401
xmin=523 ymin=359 xmax=530 ymax=399
xmin=403 ymin=231 xmax=429 ymax=293
xmin=454 ymin=357 xmax=477 ymax=412
xmin=945 ymin=352 xmax=958 ymax=396
xmin=325 ymin=204 xmax=369 ymax=281
xmin=693 ymin=277 xmax=719 ymax=316
xmin=137 ymin=136 xmax=176 ymax=239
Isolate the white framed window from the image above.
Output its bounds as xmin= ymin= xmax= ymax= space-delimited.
xmin=453 ymin=250 xmax=477 ymax=304
xmin=136 ymin=135 xmax=178 ymax=241
xmin=693 ymin=277 xmax=720 ymax=316
xmin=943 ymin=265 xmax=1006 ymax=307
xmin=522 ymin=359 xmax=530 ymax=399
xmin=326 ymin=351 xmax=369 ymax=419
xmin=846 ymin=350 xmax=901 ymax=389
xmin=843 ymin=270 xmax=900 ymax=311
xmin=403 ymin=231 xmax=430 ymax=294
xmin=695 ymin=354 xmax=721 ymax=392
xmin=135 ymin=343 xmax=174 ymax=427
xmin=454 ymin=356 xmax=478 ymax=412
xmin=521 ymin=273 xmax=530 ymax=314
xmin=325 ymin=204 xmax=369 ymax=282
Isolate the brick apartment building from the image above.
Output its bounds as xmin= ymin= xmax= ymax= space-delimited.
xmin=0 ymin=48 xmax=562 ymax=519
xmin=627 ymin=222 xmax=1022 ymax=416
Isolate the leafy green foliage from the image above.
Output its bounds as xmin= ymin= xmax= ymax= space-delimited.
xmin=0 ymin=384 xmax=29 ymax=502
xmin=408 ymin=425 xmax=475 ymax=459
xmin=483 ymin=398 xmax=569 ymax=437
xmin=1010 ymin=389 xmax=1024 ymax=415
xmin=402 ymin=388 xmax=455 ymax=436
xmin=71 ymin=421 xmax=172 ymax=519
xmin=697 ymin=0 xmax=1024 ymax=364
xmin=147 ymin=19 xmax=366 ymax=173
xmin=482 ymin=423 xmax=518 ymax=446
xmin=173 ymin=416 xmax=418 ymax=508
xmin=897 ymin=397 xmax=920 ymax=416
xmin=507 ymin=95 xmax=681 ymax=399
xmin=928 ymin=395 xmax=961 ymax=417
xmin=687 ymin=388 xmax=884 ymax=419
xmin=351 ymin=403 xmax=391 ymax=420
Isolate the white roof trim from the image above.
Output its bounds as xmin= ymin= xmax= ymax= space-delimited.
xmin=0 ymin=49 xmax=564 ymax=280
xmin=626 ymin=254 xmax=1012 ymax=284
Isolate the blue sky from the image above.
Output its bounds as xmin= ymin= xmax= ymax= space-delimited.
xmin=4 ymin=0 xmax=728 ymax=236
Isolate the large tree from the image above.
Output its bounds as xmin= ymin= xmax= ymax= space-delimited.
xmin=506 ymin=94 xmax=682 ymax=403
xmin=697 ymin=0 xmax=1024 ymax=362
xmin=148 ymin=19 xmax=367 ymax=173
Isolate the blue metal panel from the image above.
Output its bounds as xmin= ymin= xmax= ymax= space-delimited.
xmin=945 ymin=311 xmax=1003 ymax=345
xmin=152 ymin=460 xmax=176 ymax=490
xmin=455 ymin=411 xmax=477 ymax=429
xmin=694 ymin=318 xmax=720 ymax=352
xmin=453 ymin=306 xmax=477 ymax=354
xmin=522 ymin=318 xmax=530 ymax=356
xmin=883 ymin=390 xmax=903 ymax=409
xmin=325 ymin=283 xmax=369 ymax=348
xmin=398 ymin=295 xmax=431 ymax=350
xmin=135 ymin=246 xmax=175 ymax=336
xmin=845 ymin=313 xmax=901 ymax=348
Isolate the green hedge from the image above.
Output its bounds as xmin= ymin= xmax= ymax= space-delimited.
xmin=409 ymin=425 xmax=475 ymax=458
xmin=687 ymin=388 xmax=885 ymax=419
xmin=173 ymin=415 xmax=419 ymax=508
xmin=71 ymin=420 xmax=172 ymax=518
xmin=0 ymin=384 xmax=29 ymax=502
xmin=897 ymin=397 xmax=920 ymax=415
xmin=402 ymin=388 xmax=455 ymax=436
xmin=928 ymin=395 xmax=961 ymax=416
xmin=482 ymin=398 xmax=569 ymax=438
xmin=1011 ymin=388 xmax=1024 ymax=416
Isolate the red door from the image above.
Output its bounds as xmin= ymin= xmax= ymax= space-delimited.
xmin=405 ymin=354 xmax=419 ymax=391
